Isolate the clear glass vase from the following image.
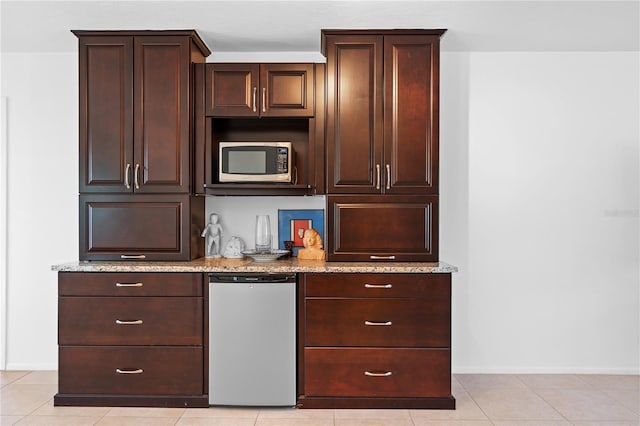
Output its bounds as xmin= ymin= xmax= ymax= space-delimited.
xmin=254 ymin=215 xmax=272 ymax=253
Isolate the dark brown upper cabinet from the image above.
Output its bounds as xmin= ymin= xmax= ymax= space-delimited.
xmin=76 ymin=32 xmax=210 ymax=194
xmin=74 ymin=30 xmax=210 ymax=261
xmin=323 ymin=30 xmax=444 ymax=195
xmin=205 ymin=63 xmax=314 ymax=117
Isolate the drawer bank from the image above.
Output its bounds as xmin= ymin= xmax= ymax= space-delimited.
xmin=52 ymin=259 xmax=457 ymax=409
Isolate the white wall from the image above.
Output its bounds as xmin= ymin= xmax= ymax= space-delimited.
xmin=1 ymin=50 xmax=638 ymax=373
xmin=440 ymin=52 xmax=639 ymax=373
xmin=2 ymin=53 xmax=78 ymax=369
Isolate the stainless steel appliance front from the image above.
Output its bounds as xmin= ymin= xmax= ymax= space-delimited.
xmin=208 ymin=274 xmax=296 ymax=406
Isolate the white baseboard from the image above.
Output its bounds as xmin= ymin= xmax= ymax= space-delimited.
xmin=4 ymin=363 xmax=58 ymax=371
xmin=452 ymin=366 xmax=640 ymax=375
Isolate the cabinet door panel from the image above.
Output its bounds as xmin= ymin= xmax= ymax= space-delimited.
xmin=205 ymin=64 xmax=259 ymax=116
xmin=304 ymin=348 xmax=450 ymax=398
xmin=134 ymin=37 xmax=190 ymax=193
xmin=305 ymin=299 xmax=450 ymax=347
xmin=261 ymin=64 xmax=314 ymax=117
xmin=325 ymin=36 xmax=383 ymax=193
xmin=384 ymin=36 xmax=439 ymax=194
xmin=79 ymin=36 xmax=133 ymax=193
xmin=59 ymin=346 xmax=203 ymax=395
xmin=79 ymin=194 xmax=203 ymax=261
xmin=327 ymin=195 xmax=438 ymax=262
xmin=59 ymin=297 xmax=203 ymax=345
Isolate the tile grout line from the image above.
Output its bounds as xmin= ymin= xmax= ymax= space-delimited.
xmin=455 ymin=376 xmax=497 ymax=424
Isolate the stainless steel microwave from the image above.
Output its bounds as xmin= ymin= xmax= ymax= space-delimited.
xmin=218 ymin=142 xmax=294 ymax=183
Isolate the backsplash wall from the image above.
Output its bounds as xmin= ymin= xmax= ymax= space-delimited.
xmin=204 ymin=195 xmax=326 ymax=253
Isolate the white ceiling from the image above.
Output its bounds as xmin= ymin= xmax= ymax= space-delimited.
xmin=1 ymin=0 xmax=638 ymax=58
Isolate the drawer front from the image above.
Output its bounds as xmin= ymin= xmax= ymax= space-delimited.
xmin=59 ymin=346 xmax=203 ymax=395
xmin=305 ymin=299 xmax=449 ymax=347
xmin=304 ymin=348 xmax=450 ymax=397
xmin=59 ymin=272 xmax=203 ymax=296
xmin=305 ymin=273 xmax=451 ymax=299
xmin=59 ymin=297 xmax=203 ymax=345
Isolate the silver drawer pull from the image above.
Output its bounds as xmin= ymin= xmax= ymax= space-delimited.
xmin=120 ymin=254 xmax=146 ymax=259
xmin=365 ymin=371 xmax=392 ymax=377
xmin=115 ymin=319 xmax=143 ymax=325
xmin=116 ymin=368 xmax=143 ymax=374
xmin=115 ymin=282 xmax=143 ymax=287
xmin=364 ymin=283 xmax=392 ymax=289
xmin=370 ymin=255 xmax=396 ymax=260
xmin=365 ymin=321 xmax=392 ymax=326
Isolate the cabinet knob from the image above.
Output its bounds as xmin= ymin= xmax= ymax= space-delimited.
xmin=370 ymin=255 xmax=396 ymax=260
xmin=115 ymin=282 xmax=143 ymax=288
xmin=134 ymin=163 xmax=140 ymax=189
xmin=252 ymin=87 xmax=257 ymax=112
xmin=364 ymin=283 xmax=392 ymax=289
xmin=124 ymin=163 xmax=131 ymax=189
xmin=385 ymin=164 xmax=391 ymax=190
xmin=364 ymin=321 xmax=392 ymax=326
xmin=364 ymin=371 xmax=392 ymax=377
xmin=120 ymin=254 xmax=146 ymax=260
xmin=116 ymin=368 xmax=143 ymax=375
xmin=115 ymin=319 xmax=143 ymax=325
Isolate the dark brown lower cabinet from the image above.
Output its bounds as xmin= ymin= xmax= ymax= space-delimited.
xmin=327 ymin=195 xmax=438 ymax=262
xmin=55 ymin=272 xmax=208 ymax=408
xmin=79 ymin=194 xmax=204 ymax=261
xmin=297 ymin=273 xmax=455 ymax=409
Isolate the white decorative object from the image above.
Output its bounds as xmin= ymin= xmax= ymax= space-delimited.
xmin=201 ymin=213 xmax=223 ymax=258
xmin=241 ymin=249 xmax=289 ymax=263
xmin=223 ymin=236 xmax=246 ymax=259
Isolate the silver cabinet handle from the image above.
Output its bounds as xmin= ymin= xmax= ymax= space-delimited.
xmin=120 ymin=254 xmax=146 ymax=259
xmin=262 ymin=87 xmax=267 ymax=113
xmin=370 ymin=255 xmax=396 ymax=260
xmin=116 ymin=282 xmax=143 ymax=287
xmin=252 ymin=87 xmax=257 ymax=112
xmin=134 ymin=163 xmax=140 ymax=189
xmin=116 ymin=368 xmax=143 ymax=374
xmin=115 ymin=319 xmax=143 ymax=325
xmin=124 ymin=163 xmax=131 ymax=189
xmin=375 ymin=164 xmax=381 ymax=190
xmin=365 ymin=321 xmax=392 ymax=326
xmin=386 ymin=164 xmax=391 ymax=189
xmin=364 ymin=371 xmax=392 ymax=377
xmin=364 ymin=283 xmax=392 ymax=289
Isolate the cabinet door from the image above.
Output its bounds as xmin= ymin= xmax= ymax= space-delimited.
xmin=78 ymin=36 xmax=134 ymax=193
xmin=133 ymin=37 xmax=191 ymax=193
xmin=327 ymin=195 xmax=438 ymax=262
xmin=205 ymin=64 xmax=260 ymax=116
xmin=260 ymin=64 xmax=314 ymax=117
xmin=325 ymin=36 xmax=383 ymax=194
xmin=79 ymin=193 xmax=204 ymax=261
xmin=383 ymin=36 xmax=440 ymax=194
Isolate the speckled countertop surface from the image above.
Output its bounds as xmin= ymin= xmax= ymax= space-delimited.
xmin=52 ymin=258 xmax=458 ymax=273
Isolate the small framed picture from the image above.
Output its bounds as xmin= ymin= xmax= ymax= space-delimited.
xmin=278 ymin=209 xmax=324 ymax=256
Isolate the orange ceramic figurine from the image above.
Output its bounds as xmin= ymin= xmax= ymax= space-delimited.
xmin=297 ymin=228 xmax=325 ymax=260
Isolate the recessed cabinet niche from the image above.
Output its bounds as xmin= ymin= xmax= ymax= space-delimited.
xmin=74 ymin=30 xmax=210 ymax=260
xmin=196 ymin=63 xmax=325 ymax=195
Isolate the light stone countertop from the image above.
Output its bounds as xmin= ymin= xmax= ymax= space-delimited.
xmin=52 ymin=257 xmax=458 ymax=274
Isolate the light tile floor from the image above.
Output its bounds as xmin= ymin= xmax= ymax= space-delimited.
xmin=0 ymin=371 xmax=638 ymax=425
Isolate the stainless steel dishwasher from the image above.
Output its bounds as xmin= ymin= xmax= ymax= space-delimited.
xmin=208 ymin=273 xmax=296 ymax=406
